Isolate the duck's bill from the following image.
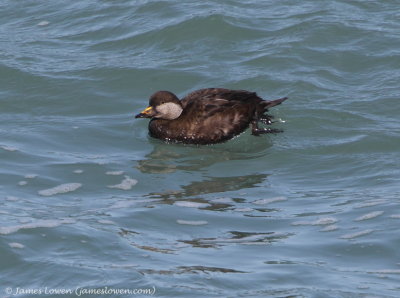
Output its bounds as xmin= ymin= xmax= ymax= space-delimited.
xmin=135 ymin=106 xmax=153 ymax=118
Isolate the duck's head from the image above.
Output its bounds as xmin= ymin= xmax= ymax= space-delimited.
xmin=135 ymin=91 xmax=183 ymax=120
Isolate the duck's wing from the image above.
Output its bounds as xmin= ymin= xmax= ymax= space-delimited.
xmin=175 ymin=94 xmax=254 ymax=144
xmin=180 ymin=88 xmax=261 ymax=108
xmin=181 ymin=89 xmax=242 ymax=118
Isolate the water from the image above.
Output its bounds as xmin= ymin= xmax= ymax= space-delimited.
xmin=1 ymin=0 xmax=400 ymax=297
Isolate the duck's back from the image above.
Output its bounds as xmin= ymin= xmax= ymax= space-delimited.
xmin=149 ymin=88 xmax=263 ymax=144
xmin=180 ymin=88 xmax=260 ymax=108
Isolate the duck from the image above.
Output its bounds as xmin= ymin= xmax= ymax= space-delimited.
xmin=135 ymin=88 xmax=287 ymax=145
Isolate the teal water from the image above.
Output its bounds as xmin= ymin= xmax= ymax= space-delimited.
xmin=1 ymin=1 xmax=400 ymax=297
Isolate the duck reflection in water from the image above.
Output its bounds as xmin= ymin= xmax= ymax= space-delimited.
xmin=135 ymin=140 xmax=270 ymax=208
xmin=136 ymin=131 xmax=273 ymax=174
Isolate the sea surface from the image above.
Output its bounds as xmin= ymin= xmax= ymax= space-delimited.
xmin=1 ymin=1 xmax=400 ymax=297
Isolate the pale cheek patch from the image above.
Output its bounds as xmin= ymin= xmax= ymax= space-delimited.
xmin=157 ymin=102 xmax=183 ymax=120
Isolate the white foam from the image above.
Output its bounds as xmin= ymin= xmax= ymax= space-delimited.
xmin=211 ymin=197 xmax=234 ymax=204
xmin=0 ymin=144 xmax=17 ymax=151
xmin=9 ymin=242 xmax=25 ymax=249
xmin=234 ymin=207 xmax=254 ymax=212
xmin=18 ymin=181 xmax=28 ymax=186
xmin=291 ymin=221 xmax=311 ymax=226
xmin=38 ymin=21 xmax=50 ymax=26
xmin=292 ymin=217 xmax=338 ymax=226
xmin=354 ymin=211 xmax=384 ymax=221
xmin=340 ymin=229 xmax=374 ymax=239
xmin=0 ymin=218 xmax=75 ymax=235
xmin=108 ymin=176 xmax=137 ymax=190
xmin=176 ymin=220 xmax=208 ymax=226
xmin=313 ymin=217 xmax=338 ymax=225
xmin=98 ymin=219 xmax=116 ymax=225
xmin=110 ymin=200 xmax=137 ymax=209
xmin=320 ymin=225 xmax=338 ymax=232
xmin=73 ymin=169 xmax=84 ymax=174
xmin=38 ymin=183 xmax=82 ymax=196
xmin=253 ymin=197 xmax=287 ymax=205
xmin=390 ymin=214 xmax=400 ymax=219
xmin=109 ymin=198 xmax=159 ymax=209
xmin=6 ymin=196 xmax=19 ymax=201
xmin=174 ymin=201 xmax=210 ymax=208
xmin=355 ymin=199 xmax=387 ymax=208
xmin=106 ymin=171 xmax=124 ymax=176
xmin=24 ymin=174 xmax=38 ymax=179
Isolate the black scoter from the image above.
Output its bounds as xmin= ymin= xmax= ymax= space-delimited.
xmin=135 ymin=88 xmax=287 ymax=145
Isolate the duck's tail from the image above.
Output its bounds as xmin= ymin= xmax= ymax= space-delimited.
xmin=262 ymin=97 xmax=288 ymax=110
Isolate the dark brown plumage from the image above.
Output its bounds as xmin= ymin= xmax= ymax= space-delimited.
xmin=135 ymin=88 xmax=287 ymax=145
